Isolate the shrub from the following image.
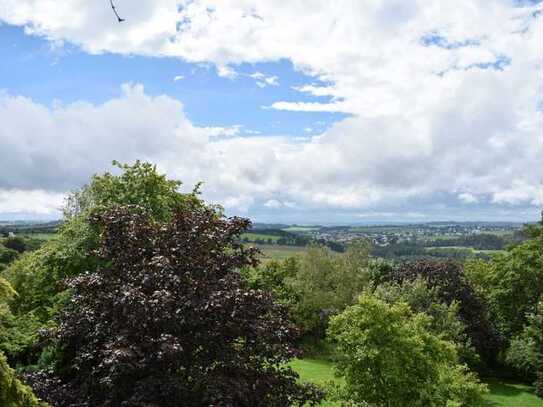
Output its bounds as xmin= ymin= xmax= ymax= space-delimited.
xmin=327 ymin=292 xmax=487 ymax=406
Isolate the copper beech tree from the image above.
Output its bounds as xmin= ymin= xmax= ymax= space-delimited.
xmin=27 ymin=204 xmax=322 ymax=406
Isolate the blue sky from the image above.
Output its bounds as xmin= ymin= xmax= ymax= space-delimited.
xmin=0 ymin=25 xmax=345 ymax=138
xmin=1 ymin=1 xmax=543 ymax=223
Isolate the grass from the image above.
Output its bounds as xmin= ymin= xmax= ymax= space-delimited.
xmin=252 ymin=244 xmax=307 ymax=261
xmin=484 ymin=379 xmax=543 ymax=407
xmin=18 ymin=233 xmax=58 ymax=240
xmin=291 ymin=358 xmax=543 ymax=407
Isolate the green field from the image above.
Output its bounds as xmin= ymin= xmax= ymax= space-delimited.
xmin=241 ymin=232 xmax=281 ymax=242
xmin=251 ymin=244 xmax=307 ymax=261
xmin=17 ymin=232 xmax=58 ymax=240
xmin=291 ymin=359 xmax=543 ymax=407
xmin=282 ymin=226 xmax=320 ymax=232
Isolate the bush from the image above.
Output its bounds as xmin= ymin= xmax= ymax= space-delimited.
xmin=327 ymin=292 xmax=487 ymax=406
xmin=506 ymin=299 xmax=543 ymax=396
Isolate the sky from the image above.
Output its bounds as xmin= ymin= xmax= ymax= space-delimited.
xmin=1 ymin=0 xmax=543 ymax=224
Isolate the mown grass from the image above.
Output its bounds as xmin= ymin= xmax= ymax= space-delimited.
xmin=291 ymin=358 xmax=543 ymax=407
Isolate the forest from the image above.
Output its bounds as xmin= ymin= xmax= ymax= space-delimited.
xmin=2 ymin=161 xmax=543 ymax=406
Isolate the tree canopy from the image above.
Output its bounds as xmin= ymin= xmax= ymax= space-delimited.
xmin=25 ymin=205 xmax=322 ymax=406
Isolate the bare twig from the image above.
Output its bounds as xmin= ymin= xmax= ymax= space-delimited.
xmin=109 ymin=0 xmax=125 ymax=22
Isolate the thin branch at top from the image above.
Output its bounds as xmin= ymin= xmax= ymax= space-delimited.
xmin=109 ymin=0 xmax=125 ymax=22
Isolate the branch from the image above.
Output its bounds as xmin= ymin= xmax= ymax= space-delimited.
xmin=109 ymin=0 xmax=125 ymax=22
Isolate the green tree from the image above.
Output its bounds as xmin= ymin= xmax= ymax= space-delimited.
xmin=287 ymin=241 xmax=371 ymax=337
xmin=372 ymin=279 xmax=479 ymax=366
xmin=506 ymin=298 xmax=543 ymax=397
xmin=0 ymin=277 xmax=47 ymax=407
xmin=2 ymin=161 xmax=200 ymax=365
xmin=0 ymin=245 xmax=18 ymax=266
xmin=465 ymin=224 xmax=543 ymax=340
xmin=327 ymin=292 xmax=487 ymax=406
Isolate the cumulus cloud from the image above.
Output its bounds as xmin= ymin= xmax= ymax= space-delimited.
xmin=2 ymin=1 xmax=543 ymax=219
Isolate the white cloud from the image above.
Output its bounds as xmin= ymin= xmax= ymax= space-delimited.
xmin=264 ymin=199 xmax=282 ymax=209
xmin=0 ymin=189 xmax=64 ymax=215
xmin=2 ymin=1 xmax=543 ymax=219
xmin=204 ymin=125 xmax=243 ymax=138
xmin=270 ymin=101 xmax=347 ymax=112
xmin=173 ymin=75 xmax=184 ymax=81
xmin=216 ymin=65 xmax=238 ymax=79
xmin=249 ymin=71 xmax=279 ymax=88
xmin=458 ymin=193 xmax=479 ymax=204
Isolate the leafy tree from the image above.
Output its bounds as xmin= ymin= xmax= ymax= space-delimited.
xmin=372 ymin=279 xmax=479 ymax=366
xmin=327 ymin=292 xmax=487 ymax=406
xmin=391 ymin=261 xmax=500 ymax=367
xmin=26 ymin=205 xmax=323 ymax=407
xmin=241 ymin=257 xmax=300 ymax=305
xmin=0 ymin=352 xmax=48 ymax=407
xmin=3 ymin=161 xmax=200 ymax=365
xmin=506 ymin=298 xmax=543 ymax=397
xmin=0 ymin=277 xmax=47 ymax=407
xmin=0 ymin=245 xmax=18 ymax=265
xmin=287 ymin=241 xmax=371 ymax=338
xmin=3 ymin=237 xmax=27 ymax=254
xmin=465 ymin=230 xmax=543 ymax=341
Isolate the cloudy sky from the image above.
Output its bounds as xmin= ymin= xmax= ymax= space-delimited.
xmin=1 ymin=0 xmax=543 ymax=223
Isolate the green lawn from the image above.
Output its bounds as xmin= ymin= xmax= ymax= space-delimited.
xmin=291 ymin=358 xmax=543 ymax=406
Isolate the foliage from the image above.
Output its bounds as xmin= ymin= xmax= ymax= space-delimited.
xmin=63 ymin=160 xmax=196 ymax=221
xmin=389 ymin=261 xmax=501 ymax=367
xmin=465 ymin=231 xmax=543 ymax=341
xmin=426 ymin=233 xmax=508 ymax=250
xmin=241 ymin=257 xmax=300 ymax=305
xmin=327 ymin=292 xmax=488 ymax=406
xmin=0 ymin=352 xmax=48 ymax=407
xmin=506 ymin=299 xmax=543 ymax=396
xmin=0 ymin=275 xmax=43 ymax=363
xmin=0 ymin=278 xmax=47 ymax=406
xmin=26 ymin=205 xmax=323 ymax=407
xmin=2 ymin=161 xmax=200 ymax=365
xmin=372 ymin=279 xmax=479 ymax=365
xmin=287 ymin=241 xmax=371 ymax=338
xmin=3 ymin=237 xmax=27 ymax=254
xmin=0 ymin=245 xmax=19 ymax=265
